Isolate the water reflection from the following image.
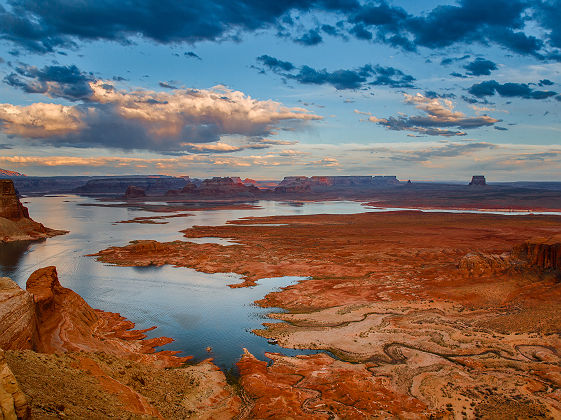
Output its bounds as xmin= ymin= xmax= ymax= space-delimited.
xmin=0 ymin=196 xmax=370 ymax=368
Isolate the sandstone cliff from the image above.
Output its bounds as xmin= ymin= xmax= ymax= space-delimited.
xmin=0 ymin=180 xmax=66 ymax=243
xmin=0 ymin=266 xmax=188 ymax=368
xmin=176 ymin=177 xmax=262 ymax=197
xmin=515 ymin=234 xmax=561 ymax=271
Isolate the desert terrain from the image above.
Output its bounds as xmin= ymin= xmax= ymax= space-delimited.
xmin=91 ymin=210 xmax=561 ymax=418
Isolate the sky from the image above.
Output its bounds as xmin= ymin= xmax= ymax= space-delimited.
xmin=0 ymin=0 xmax=560 ymax=181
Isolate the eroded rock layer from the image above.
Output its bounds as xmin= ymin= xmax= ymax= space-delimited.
xmin=94 ymin=211 xmax=561 ymax=418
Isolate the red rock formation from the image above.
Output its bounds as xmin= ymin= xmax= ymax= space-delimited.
xmin=124 ymin=185 xmax=146 ymax=199
xmin=0 ymin=179 xmax=66 ymax=243
xmin=179 ymin=177 xmax=261 ymax=197
xmin=469 ymin=175 xmax=487 ymax=186
xmin=0 ymin=278 xmax=38 ymax=351
xmin=0 ymin=267 xmax=188 ymax=368
xmin=458 ymin=252 xmax=515 ymax=276
xmin=0 ymin=180 xmax=29 ymax=220
xmin=238 ymin=350 xmax=430 ymax=419
xmin=515 ymin=234 xmax=561 ymax=271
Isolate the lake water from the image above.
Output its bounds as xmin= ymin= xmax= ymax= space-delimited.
xmin=2 ymin=195 xmax=559 ymax=369
xmin=0 ymin=196 xmax=370 ymax=368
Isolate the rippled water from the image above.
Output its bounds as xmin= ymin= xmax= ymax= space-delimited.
xmin=0 ymin=196 xmax=369 ymax=368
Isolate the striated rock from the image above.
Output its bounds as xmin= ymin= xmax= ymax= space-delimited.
xmin=238 ymin=349 xmax=429 ymax=419
xmin=0 ymin=350 xmax=29 ymax=420
xmin=0 ymin=278 xmax=37 ymax=351
xmin=179 ymin=177 xmax=261 ymax=197
xmin=275 ymin=175 xmax=400 ymax=194
xmin=124 ymin=185 xmax=146 ymax=199
xmin=515 ymin=235 xmax=561 ymax=271
xmin=458 ymin=252 xmax=515 ymax=276
xmin=0 ymin=267 xmax=188 ymax=368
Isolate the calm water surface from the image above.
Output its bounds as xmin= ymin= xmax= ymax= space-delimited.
xmin=0 ymin=196 xmax=369 ymax=368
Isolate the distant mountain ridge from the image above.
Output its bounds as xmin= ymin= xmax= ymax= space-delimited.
xmin=0 ymin=168 xmax=26 ymax=177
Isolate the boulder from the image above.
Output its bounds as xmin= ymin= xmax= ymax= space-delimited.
xmin=0 ymin=278 xmax=37 ymax=351
xmin=0 ymin=350 xmax=29 ymax=420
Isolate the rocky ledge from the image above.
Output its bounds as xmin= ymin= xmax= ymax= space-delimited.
xmin=0 ymin=179 xmax=66 ymax=243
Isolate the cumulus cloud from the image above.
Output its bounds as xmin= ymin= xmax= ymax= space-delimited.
xmin=0 ymin=102 xmax=85 ymax=137
xmin=0 ymin=81 xmax=321 ymax=151
xmin=256 ymin=56 xmax=415 ymax=90
xmin=359 ymin=93 xmax=499 ymax=136
xmin=468 ymin=80 xmax=557 ymax=99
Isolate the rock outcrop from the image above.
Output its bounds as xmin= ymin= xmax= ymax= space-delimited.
xmin=0 ymin=349 xmax=29 ymax=420
xmin=0 ymin=278 xmax=37 ymax=351
xmin=515 ymin=235 xmax=561 ymax=271
xmin=469 ymin=175 xmax=487 ymax=186
xmin=177 ymin=177 xmax=262 ymax=197
xmin=0 ymin=180 xmax=66 ymax=243
xmin=274 ymin=175 xmax=400 ymax=194
xmin=74 ymin=177 xmax=187 ymax=196
xmin=458 ymin=252 xmax=515 ymax=276
xmin=124 ymin=185 xmax=146 ymax=199
xmin=0 ymin=267 xmax=188 ymax=368
xmin=0 ymin=180 xmax=28 ymax=221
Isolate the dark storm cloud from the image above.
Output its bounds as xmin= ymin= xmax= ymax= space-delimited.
xmin=468 ymin=80 xmax=557 ymax=99
xmin=440 ymin=55 xmax=470 ymax=66
xmin=4 ymin=64 xmax=94 ymax=100
xmin=256 ymin=56 xmax=415 ymax=90
xmin=463 ymin=58 xmax=497 ymax=76
xmin=0 ymin=0 xmax=358 ymax=53
xmin=1 ymin=0 xmax=559 ymax=59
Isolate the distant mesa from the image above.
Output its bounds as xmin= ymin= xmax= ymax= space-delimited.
xmin=0 ymin=179 xmax=66 ymax=242
xmin=171 ymin=177 xmax=262 ymax=198
xmin=0 ymin=168 xmax=26 ymax=177
xmin=469 ymin=175 xmax=486 ymax=186
xmin=74 ymin=176 xmax=188 ymax=196
xmin=274 ymin=175 xmax=399 ymax=193
xmin=124 ymin=185 xmax=146 ymax=200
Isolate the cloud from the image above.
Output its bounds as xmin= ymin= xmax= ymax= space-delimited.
xmin=1 ymin=0 xmax=560 ymax=60
xmin=0 ymin=102 xmax=85 ymax=137
xmin=468 ymin=80 xmax=558 ymax=99
xmin=359 ymin=93 xmax=499 ymax=137
xmin=385 ymin=142 xmax=497 ymax=162
xmin=257 ymin=56 xmax=415 ymax=90
xmin=256 ymin=55 xmax=295 ymax=72
xmin=0 ymin=0 xmax=357 ymax=53
xmin=295 ymin=28 xmax=323 ymax=46
xmin=184 ymin=51 xmax=201 ymax=60
xmin=158 ymin=81 xmax=179 ymax=89
xmin=0 ymin=82 xmax=321 ymax=151
xmin=181 ymin=142 xmax=271 ymax=153
xmin=4 ymin=64 xmax=94 ymax=100
xmin=463 ymin=58 xmax=497 ymax=76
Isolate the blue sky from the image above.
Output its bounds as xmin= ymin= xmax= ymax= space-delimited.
xmin=0 ymin=0 xmax=560 ymax=180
